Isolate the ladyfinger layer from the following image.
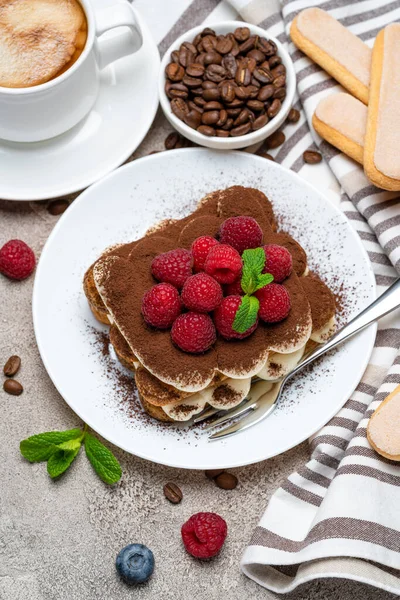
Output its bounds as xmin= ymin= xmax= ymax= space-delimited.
xmin=364 ymin=24 xmax=400 ymax=191
xmin=291 ymin=8 xmax=371 ymax=104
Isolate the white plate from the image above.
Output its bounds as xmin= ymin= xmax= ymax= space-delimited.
xmin=33 ymin=149 xmax=376 ymax=470
xmin=0 ymin=2 xmax=159 ymax=201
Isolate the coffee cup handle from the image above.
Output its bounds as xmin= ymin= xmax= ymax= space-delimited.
xmin=94 ymin=2 xmax=143 ymax=69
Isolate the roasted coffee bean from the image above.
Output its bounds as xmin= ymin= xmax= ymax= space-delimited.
xmin=216 ymin=129 xmax=230 ymax=137
xmin=164 ymin=131 xmax=180 ymax=150
xmin=233 ymin=27 xmax=250 ymax=42
xmin=273 ymin=88 xmax=286 ymax=100
xmin=222 ymin=54 xmax=237 ymax=78
xmin=202 ymin=110 xmax=220 ymax=125
xmin=251 ymin=77 xmax=261 ymax=88
xmin=267 ymin=98 xmax=281 ymax=118
xmin=171 ymin=98 xmax=189 ymax=120
xmin=197 ymin=52 xmax=207 ymax=66
xmin=287 ymin=108 xmax=300 ymax=123
xmin=229 ymin=34 xmax=240 ymax=56
xmin=226 ymin=97 xmax=243 ymax=109
xmin=253 ymin=66 xmax=273 ymax=84
xmin=259 ymin=151 xmax=275 ymax=161
xmin=204 ymin=51 xmax=222 ymax=66
xmin=3 ymin=379 xmax=23 ymax=396
xmin=220 ymin=81 xmax=235 ymax=103
xmin=203 ymin=101 xmax=223 ymax=111
xmin=165 ymin=62 xmax=185 ymax=81
xmin=226 ymin=107 xmax=241 ymax=117
xmin=266 ymin=130 xmax=285 ymax=149
xmin=186 ymin=63 xmax=205 ymax=78
xmin=247 ymin=49 xmax=265 ymax=63
xmin=215 ymin=472 xmax=238 ymax=489
xmin=202 ymin=87 xmax=220 ymax=101
xmin=269 ymin=55 xmax=281 ymax=69
xmin=257 ymin=38 xmax=275 ymax=56
xmin=271 ymin=64 xmax=286 ymax=78
xmin=197 ymin=125 xmax=215 ymax=136
xmin=194 ymin=96 xmax=206 ymax=107
xmin=303 ymin=150 xmax=322 ymax=164
xmin=235 ymin=64 xmax=251 ymax=86
xmin=247 ymin=99 xmax=264 ymax=111
xmin=184 ymin=109 xmax=202 ymax=129
xmin=258 ymin=84 xmax=274 ymax=101
xmin=238 ymin=36 xmax=256 ymax=54
xmin=216 ymin=36 xmax=233 ymax=54
xmin=201 ymin=27 xmax=216 ymax=37
xmin=163 ymin=482 xmax=183 ymax=504
xmin=182 ymin=75 xmax=202 ymax=88
xmin=234 ymin=86 xmax=249 ymax=100
xmin=191 ymin=86 xmax=203 ymax=96
xmin=3 ymin=355 xmax=21 ymax=377
xmin=188 ymin=100 xmax=203 ymax=114
xmin=47 ymin=199 xmax=69 ymax=215
xmin=182 ymin=41 xmax=197 ymax=54
xmin=247 ymin=109 xmax=256 ymax=123
xmin=202 ymin=35 xmax=217 ymax=53
xmin=179 ymin=45 xmax=195 ymax=68
xmin=168 ymin=82 xmax=189 ymax=99
xmin=222 ymin=118 xmax=234 ymax=130
xmin=202 ymin=80 xmax=217 ymax=89
xmin=230 ymin=122 xmax=251 ymax=136
xmin=171 ymin=50 xmax=180 ymax=63
xmin=247 ymin=84 xmax=260 ymax=99
xmin=205 ymin=469 xmax=225 ymax=479
xmin=205 ymin=64 xmax=226 ymax=83
xmin=273 ymin=74 xmax=286 ymax=89
xmin=233 ymin=108 xmax=250 ymax=126
xmin=216 ymin=109 xmax=228 ymax=127
xmin=252 ymin=114 xmax=269 ymax=130
xmin=193 ymin=33 xmax=202 ymax=47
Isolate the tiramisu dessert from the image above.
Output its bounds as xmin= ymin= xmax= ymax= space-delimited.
xmin=83 ymin=186 xmax=336 ymax=423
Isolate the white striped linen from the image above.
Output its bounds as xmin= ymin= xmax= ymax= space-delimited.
xmin=215 ymin=0 xmax=400 ymax=594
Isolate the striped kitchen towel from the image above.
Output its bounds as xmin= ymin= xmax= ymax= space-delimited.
xmin=218 ymin=0 xmax=400 ymax=595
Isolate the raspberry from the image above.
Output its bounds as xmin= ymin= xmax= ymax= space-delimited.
xmin=181 ymin=512 xmax=227 ymax=559
xmin=255 ymin=283 xmax=291 ymax=323
xmin=224 ymin=277 xmax=243 ymax=296
xmin=171 ymin=312 xmax=216 ymax=353
xmin=191 ymin=236 xmax=219 ymax=272
xmin=219 ymin=216 xmax=263 ymax=254
xmin=151 ymin=248 xmax=192 ymax=289
xmin=142 ymin=283 xmax=182 ymax=329
xmin=214 ymin=295 xmax=258 ymax=340
xmin=204 ymin=244 xmax=242 ymax=285
xmin=181 ymin=273 xmax=223 ymax=312
xmin=263 ymin=244 xmax=292 ymax=283
xmin=0 ymin=239 xmax=35 ymax=280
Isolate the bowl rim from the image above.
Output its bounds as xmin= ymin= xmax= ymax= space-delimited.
xmin=158 ymin=20 xmax=296 ymax=147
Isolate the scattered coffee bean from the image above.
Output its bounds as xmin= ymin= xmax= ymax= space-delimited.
xmin=287 ymin=107 xmax=300 ymax=123
xmin=3 ymin=355 xmax=21 ymax=377
xmin=266 ymin=130 xmax=285 ymax=149
xmin=47 ymin=199 xmax=69 ymax=216
xmin=259 ymin=152 xmax=275 ymax=161
xmin=163 ymin=482 xmax=183 ymax=504
xmin=215 ymin=472 xmax=238 ymax=490
xmin=303 ymin=150 xmax=322 ymax=164
xmin=3 ymin=379 xmax=23 ymax=396
xmin=205 ymin=469 xmax=224 ymax=479
xmin=165 ymin=27 xmax=286 ymax=137
xmin=164 ymin=131 xmax=181 ymax=150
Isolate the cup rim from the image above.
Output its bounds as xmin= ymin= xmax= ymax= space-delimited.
xmin=0 ymin=0 xmax=95 ymax=95
xmin=158 ymin=20 xmax=296 ymax=149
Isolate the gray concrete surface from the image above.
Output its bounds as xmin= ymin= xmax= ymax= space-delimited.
xmin=0 ymin=112 xmax=397 ymax=599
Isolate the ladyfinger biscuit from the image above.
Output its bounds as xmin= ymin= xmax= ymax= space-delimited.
xmin=367 ymin=384 xmax=400 ymax=461
xmin=364 ymin=24 xmax=400 ymax=191
xmin=312 ymin=93 xmax=367 ymax=164
xmin=291 ymin=8 xmax=371 ymax=105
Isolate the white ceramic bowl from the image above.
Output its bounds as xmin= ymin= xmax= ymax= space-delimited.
xmin=159 ymin=21 xmax=296 ymax=150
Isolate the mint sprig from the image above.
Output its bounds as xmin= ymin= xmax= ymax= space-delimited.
xmin=20 ymin=425 xmax=122 ymax=485
xmin=232 ymin=247 xmax=274 ymax=334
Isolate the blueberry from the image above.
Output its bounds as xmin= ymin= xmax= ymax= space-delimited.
xmin=116 ymin=543 xmax=154 ymax=585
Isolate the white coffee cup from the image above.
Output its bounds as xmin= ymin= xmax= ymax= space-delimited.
xmin=0 ymin=0 xmax=143 ymax=143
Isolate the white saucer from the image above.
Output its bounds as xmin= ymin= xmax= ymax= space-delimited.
xmin=33 ymin=149 xmax=376 ymax=470
xmin=0 ymin=2 xmax=160 ymax=201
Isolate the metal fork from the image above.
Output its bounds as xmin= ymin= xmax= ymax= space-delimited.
xmin=199 ymin=277 xmax=400 ymax=440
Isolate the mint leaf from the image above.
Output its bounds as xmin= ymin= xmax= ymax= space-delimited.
xmin=20 ymin=429 xmax=82 ymax=463
xmin=47 ymin=448 xmax=80 ymax=479
xmin=254 ymin=272 xmax=274 ymax=292
xmin=84 ymin=433 xmax=122 ymax=485
xmin=241 ymin=248 xmax=266 ymax=294
xmin=58 ymin=438 xmax=82 ymax=452
xmin=233 ymin=295 xmax=260 ymax=334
